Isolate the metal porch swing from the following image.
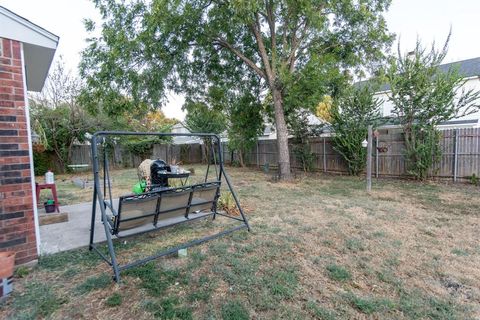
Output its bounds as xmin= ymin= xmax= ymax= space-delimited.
xmin=88 ymin=131 xmax=251 ymax=282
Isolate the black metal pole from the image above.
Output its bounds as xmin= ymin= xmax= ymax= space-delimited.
xmin=118 ymin=224 xmax=247 ymax=271
xmin=215 ymin=135 xmax=250 ymax=231
xmin=89 ymin=178 xmax=97 ymax=250
xmin=91 ymin=135 xmax=121 ymax=282
xmin=222 ymin=169 xmax=251 ymax=231
xmin=217 ymin=135 xmax=224 ymax=181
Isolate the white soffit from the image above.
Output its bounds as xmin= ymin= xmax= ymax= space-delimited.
xmin=0 ymin=6 xmax=59 ymax=92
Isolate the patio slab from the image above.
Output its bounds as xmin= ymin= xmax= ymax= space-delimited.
xmin=39 ymin=200 xmax=211 ymax=255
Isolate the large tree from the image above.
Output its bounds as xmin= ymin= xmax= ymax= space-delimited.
xmin=81 ymin=0 xmax=393 ymax=179
xmin=387 ymin=35 xmax=480 ymax=179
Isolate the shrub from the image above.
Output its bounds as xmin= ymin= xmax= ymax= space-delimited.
xmin=331 ymin=86 xmax=382 ymax=175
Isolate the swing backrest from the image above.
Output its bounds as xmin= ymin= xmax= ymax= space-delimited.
xmin=190 ymin=183 xmax=220 ymax=213
xmin=114 ymin=182 xmax=221 ymax=234
xmin=116 ymin=193 xmax=159 ymax=232
xmin=156 ymin=187 xmax=192 ymax=220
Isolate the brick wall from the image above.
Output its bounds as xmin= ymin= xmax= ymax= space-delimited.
xmin=0 ymin=38 xmax=38 ymax=265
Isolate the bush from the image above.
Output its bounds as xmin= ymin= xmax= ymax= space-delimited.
xmin=331 ymin=86 xmax=381 ymax=175
xmin=33 ymin=151 xmax=53 ymax=176
xmin=387 ymin=35 xmax=480 ymax=180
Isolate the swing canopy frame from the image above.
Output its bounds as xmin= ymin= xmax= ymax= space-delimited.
xmin=88 ymin=131 xmax=250 ymax=282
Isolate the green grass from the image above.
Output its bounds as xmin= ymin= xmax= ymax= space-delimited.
xmin=13 ymin=266 xmax=30 ymax=278
xmin=306 ymin=301 xmax=337 ymax=320
xmin=105 ymin=293 xmax=123 ymax=307
xmin=144 ymin=297 xmax=193 ymax=320
xmin=326 ymin=264 xmax=352 ymax=282
xmin=74 ymin=273 xmax=112 ymax=295
xmin=398 ymin=290 xmax=461 ymax=320
xmin=124 ymin=262 xmax=181 ymax=297
xmin=345 ymin=238 xmax=365 ymax=252
xmin=12 ymin=282 xmax=68 ymax=319
xmin=451 ymin=248 xmax=469 ymax=256
xmin=344 ymin=292 xmax=395 ymax=315
xmin=221 ymin=300 xmax=249 ymax=320
xmin=38 ymin=247 xmax=100 ymax=270
xmin=263 ymin=266 xmax=298 ymax=299
xmin=187 ymin=275 xmax=215 ymax=302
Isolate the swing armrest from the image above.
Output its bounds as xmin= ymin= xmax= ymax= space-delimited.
xmin=103 ymin=200 xmax=118 ymax=216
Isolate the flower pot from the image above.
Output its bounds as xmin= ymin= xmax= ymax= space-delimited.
xmin=44 ymin=203 xmax=56 ymax=213
xmin=0 ymin=252 xmax=15 ymax=279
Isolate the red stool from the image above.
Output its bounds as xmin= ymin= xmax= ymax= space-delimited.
xmin=35 ymin=183 xmax=60 ymax=213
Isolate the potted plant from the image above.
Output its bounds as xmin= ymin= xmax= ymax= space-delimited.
xmin=44 ymin=198 xmax=56 ymax=213
xmin=0 ymin=251 xmax=15 ymax=279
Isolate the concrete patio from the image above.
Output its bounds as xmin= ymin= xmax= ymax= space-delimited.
xmin=38 ymin=200 xmax=211 ymax=255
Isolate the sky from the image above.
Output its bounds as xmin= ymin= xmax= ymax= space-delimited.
xmin=2 ymin=0 xmax=480 ymax=120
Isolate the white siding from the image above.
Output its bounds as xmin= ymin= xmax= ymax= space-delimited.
xmin=376 ymin=77 xmax=480 ymax=126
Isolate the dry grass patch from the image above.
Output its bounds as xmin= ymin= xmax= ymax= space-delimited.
xmin=1 ymin=167 xmax=480 ymax=319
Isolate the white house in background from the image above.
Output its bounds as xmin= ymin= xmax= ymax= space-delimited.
xmin=260 ymin=111 xmax=330 ymax=140
xmin=171 ymin=123 xmax=203 ymax=144
xmin=172 ymin=110 xmax=327 ymax=144
xmin=358 ymin=57 xmax=480 ymax=129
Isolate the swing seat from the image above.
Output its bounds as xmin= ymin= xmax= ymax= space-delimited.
xmin=89 ymin=130 xmax=251 ymax=282
xmin=108 ymin=182 xmax=221 ymax=235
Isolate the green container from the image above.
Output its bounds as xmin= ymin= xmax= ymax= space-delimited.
xmin=132 ymin=180 xmax=147 ymax=195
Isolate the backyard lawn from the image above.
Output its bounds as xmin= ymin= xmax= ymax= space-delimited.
xmin=2 ymin=166 xmax=480 ymax=319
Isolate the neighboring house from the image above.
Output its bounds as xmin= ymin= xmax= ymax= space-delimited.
xmin=0 ymin=7 xmax=58 ymax=266
xmin=358 ymin=57 xmax=480 ymax=129
xmin=171 ymin=122 xmax=203 ymax=144
xmin=260 ymin=111 xmax=331 ymax=140
xmin=172 ymin=111 xmax=329 ymax=144
xmin=171 ymin=122 xmax=229 ymax=144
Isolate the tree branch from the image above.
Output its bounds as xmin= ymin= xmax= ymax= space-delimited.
xmin=266 ymin=0 xmax=276 ymax=66
xmin=287 ymin=19 xmax=309 ymax=72
xmin=214 ymin=39 xmax=266 ymax=79
xmin=251 ymin=13 xmax=274 ymax=85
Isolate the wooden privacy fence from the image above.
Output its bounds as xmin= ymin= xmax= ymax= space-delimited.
xmin=71 ymin=143 xmax=205 ymax=169
xmin=70 ymin=127 xmax=480 ymax=181
xmin=223 ymin=127 xmax=480 ymax=181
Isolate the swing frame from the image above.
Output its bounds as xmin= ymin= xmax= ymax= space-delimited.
xmin=88 ymin=131 xmax=250 ymax=282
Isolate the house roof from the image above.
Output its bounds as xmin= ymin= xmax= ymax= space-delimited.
xmin=0 ymin=6 xmax=59 ymax=91
xmin=357 ymin=56 xmax=480 ymax=93
xmin=378 ymin=116 xmax=479 ymax=128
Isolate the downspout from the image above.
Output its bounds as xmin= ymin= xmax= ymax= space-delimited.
xmin=21 ymin=42 xmax=42 ymax=256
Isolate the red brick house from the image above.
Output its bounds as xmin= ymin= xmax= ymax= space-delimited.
xmin=0 ymin=7 xmax=58 ymax=266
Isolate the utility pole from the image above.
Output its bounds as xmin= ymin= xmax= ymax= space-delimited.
xmin=366 ymin=125 xmax=373 ymax=193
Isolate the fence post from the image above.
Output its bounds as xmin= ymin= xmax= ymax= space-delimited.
xmin=453 ymin=129 xmax=459 ymax=182
xmin=323 ymin=137 xmax=327 ymax=173
xmin=366 ymin=125 xmax=373 ymax=192
xmin=256 ymin=141 xmax=259 ymax=168
xmin=375 ymin=135 xmax=379 ymax=178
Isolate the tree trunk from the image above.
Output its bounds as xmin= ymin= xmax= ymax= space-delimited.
xmin=272 ymin=87 xmax=292 ymax=180
xmin=201 ymin=140 xmax=208 ymax=164
xmin=239 ymin=150 xmax=245 ymax=168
